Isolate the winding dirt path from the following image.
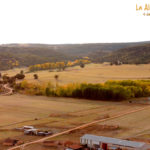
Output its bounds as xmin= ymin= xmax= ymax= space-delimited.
xmin=8 ymin=105 xmax=150 ymax=150
xmin=0 ymin=84 xmax=14 ymax=96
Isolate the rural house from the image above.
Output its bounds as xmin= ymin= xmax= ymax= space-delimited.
xmin=80 ymin=134 xmax=150 ymax=150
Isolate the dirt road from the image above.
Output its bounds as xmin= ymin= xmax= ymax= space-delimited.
xmin=8 ymin=105 xmax=150 ymax=150
xmin=0 ymin=84 xmax=13 ymax=96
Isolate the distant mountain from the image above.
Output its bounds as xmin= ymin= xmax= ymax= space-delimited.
xmin=91 ymin=44 xmax=150 ymax=64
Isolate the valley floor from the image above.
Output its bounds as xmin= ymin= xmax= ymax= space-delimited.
xmin=1 ymin=64 xmax=150 ymax=149
xmin=0 ymin=94 xmax=150 ymax=149
xmin=2 ymin=63 xmax=150 ymax=85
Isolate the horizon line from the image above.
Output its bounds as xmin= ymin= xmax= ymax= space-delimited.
xmin=0 ymin=40 xmax=150 ymax=46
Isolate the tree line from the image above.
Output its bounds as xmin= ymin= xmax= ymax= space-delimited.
xmin=15 ymin=80 xmax=150 ymax=101
xmin=28 ymin=59 xmax=91 ymax=72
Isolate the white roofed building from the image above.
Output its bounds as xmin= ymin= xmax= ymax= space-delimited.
xmin=80 ymin=134 xmax=150 ymax=150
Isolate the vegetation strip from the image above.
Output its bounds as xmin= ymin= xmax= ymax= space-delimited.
xmin=28 ymin=59 xmax=90 ymax=72
xmin=18 ymin=80 xmax=150 ymax=100
xmin=8 ymin=105 xmax=150 ymax=150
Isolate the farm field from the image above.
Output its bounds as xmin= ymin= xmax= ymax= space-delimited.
xmin=1 ymin=64 xmax=150 ymax=149
xmin=2 ymin=63 xmax=150 ymax=85
xmin=1 ymin=94 xmax=150 ymax=149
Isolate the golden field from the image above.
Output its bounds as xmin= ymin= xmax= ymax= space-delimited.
xmin=2 ymin=63 xmax=150 ymax=85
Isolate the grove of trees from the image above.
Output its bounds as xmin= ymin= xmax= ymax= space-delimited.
xmin=16 ymin=80 xmax=150 ymax=101
xmin=28 ymin=59 xmax=91 ymax=72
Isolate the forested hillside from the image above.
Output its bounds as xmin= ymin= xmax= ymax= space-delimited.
xmin=0 ymin=45 xmax=73 ymax=70
xmin=91 ymin=44 xmax=150 ymax=64
xmin=48 ymin=41 xmax=150 ymax=56
xmin=0 ymin=41 xmax=150 ymax=70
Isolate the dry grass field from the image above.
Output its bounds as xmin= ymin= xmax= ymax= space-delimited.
xmin=2 ymin=63 xmax=150 ymax=85
xmin=1 ymin=64 xmax=150 ymax=149
xmin=1 ymin=94 xmax=150 ymax=149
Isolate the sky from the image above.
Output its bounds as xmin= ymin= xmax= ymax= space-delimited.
xmin=0 ymin=0 xmax=149 ymax=44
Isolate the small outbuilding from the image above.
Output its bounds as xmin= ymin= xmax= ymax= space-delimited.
xmin=80 ymin=134 xmax=150 ymax=150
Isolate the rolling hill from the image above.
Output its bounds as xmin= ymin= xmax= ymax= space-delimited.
xmin=0 ymin=41 xmax=150 ymax=70
xmin=2 ymin=41 xmax=150 ymax=56
xmin=0 ymin=45 xmax=73 ymax=70
xmin=91 ymin=44 xmax=150 ymax=64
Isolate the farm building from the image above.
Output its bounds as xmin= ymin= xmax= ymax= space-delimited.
xmin=80 ymin=134 xmax=150 ymax=150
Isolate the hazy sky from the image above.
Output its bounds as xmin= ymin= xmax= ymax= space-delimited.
xmin=0 ymin=0 xmax=149 ymax=44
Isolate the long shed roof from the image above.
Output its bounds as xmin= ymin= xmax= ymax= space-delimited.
xmin=81 ymin=134 xmax=145 ymax=148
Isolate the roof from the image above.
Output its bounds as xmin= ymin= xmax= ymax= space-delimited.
xmin=80 ymin=134 xmax=145 ymax=148
xmin=23 ymin=126 xmax=34 ymax=128
xmin=24 ymin=128 xmax=38 ymax=132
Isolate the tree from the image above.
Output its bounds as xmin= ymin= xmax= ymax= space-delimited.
xmin=54 ymin=75 xmax=59 ymax=87
xmin=34 ymin=74 xmax=38 ymax=79
xmin=61 ymin=62 xmax=66 ymax=70
xmin=20 ymin=70 xmax=24 ymax=74
xmin=15 ymin=73 xmax=25 ymax=80
xmin=80 ymin=63 xmax=85 ymax=68
xmin=45 ymin=87 xmax=50 ymax=96
xmin=110 ymin=62 xmax=113 ymax=66
xmin=8 ymin=76 xmax=16 ymax=85
xmin=2 ymin=74 xmax=9 ymax=83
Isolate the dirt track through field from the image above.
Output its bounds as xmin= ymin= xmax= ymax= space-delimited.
xmin=0 ymin=84 xmax=13 ymax=96
xmin=8 ymin=105 xmax=150 ymax=150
